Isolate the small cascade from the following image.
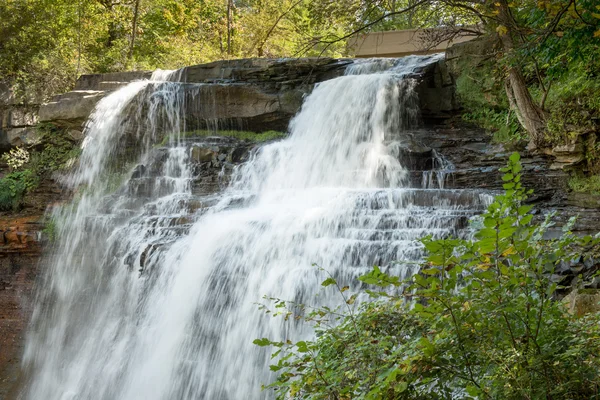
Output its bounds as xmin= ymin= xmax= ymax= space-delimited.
xmin=22 ymin=55 xmax=492 ymax=400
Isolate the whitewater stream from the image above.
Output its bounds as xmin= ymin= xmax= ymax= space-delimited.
xmin=22 ymin=55 xmax=490 ymax=399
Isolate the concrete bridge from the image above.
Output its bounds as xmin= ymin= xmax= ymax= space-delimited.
xmin=348 ymin=27 xmax=477 ymax=58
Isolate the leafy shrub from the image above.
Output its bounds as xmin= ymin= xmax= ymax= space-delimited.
xmin=0 ymin=170 xmax=39 ymax=211
xmin=544 ymin=66 xmax=600 ymax=145
xmin=2 ymin=146 xmax=30 ymax=170
xmin=30 ymin=123 xmax=81 ymax=175
xmin=257 ymin=153 xmax=600 ymax=399
xmin=0 ymin=123 xmax=78 ymax=212
xmin=568 ymin=174 xmax=600 ymax=195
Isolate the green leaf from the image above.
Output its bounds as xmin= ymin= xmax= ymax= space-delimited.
xmin=483 ymin=217 xmax=497 ymax=228
xmin=475 ymin=228 xmax=497 ymax=239
xmin=296 ymin=341 xmax=309 ymax=353
xmin=421 ymin=267 xmax=440 ymax=275
xmin=466 ymin=385 xmax=480 ymax=396
xmin=253 ymin=338 xmax=271 ymax=347
xmin=517 ymin=205 xmax=532 ymax=215
xmin=396 ymin=381 xmax=408 ymax=393
xmin=321 ymin=277 xmax=337 ymax=287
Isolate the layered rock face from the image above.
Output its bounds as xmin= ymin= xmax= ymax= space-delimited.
xmin=0 ymin=185 xmax=64 ymax=399
xmin=0 ymin=82 xmax=41 ymax=151
xmin=39 ymin=57 xmax=459 ymax=135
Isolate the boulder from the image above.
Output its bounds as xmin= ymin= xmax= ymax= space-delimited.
xmin=445 ymin=36 xmax=497 ymax=76
xmin=563 ymin=289 xmax=600 ymax=317
xmin=191 ymin=146 xmax=216 ymax=163
xmin=6 ymin=127 xmax=40 ymax=147
xmin=1 ymin=107 xmax=38 ymax=127
xmin=417 ymin=59 xmax=460 ymax=122
xmin=75 ymin=71 xmax=152 ymax=90
xmin=39 ymin=90 xmax=106 ymax=127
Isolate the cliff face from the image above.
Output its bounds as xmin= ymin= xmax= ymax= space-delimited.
xmin=0 ymin=180 xmax=66 ymax=399
xmin=1 ymin=53 xmax=599 ymax=397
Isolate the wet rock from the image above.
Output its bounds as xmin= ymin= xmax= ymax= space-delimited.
xmin=131 ymin=164 xmax=146 ymax=179
xmin=566 ymin=193 xmax=600 ymax=209
xmin=191 ymin=147 xmax=216 ymax=163
xmin=417 ymin=59 xmax=459 ymax=121
xmin=67 ymin=129 xmax=83 ymax=141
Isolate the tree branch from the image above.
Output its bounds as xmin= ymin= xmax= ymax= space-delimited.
xmin=257 ymin=0 xmax=304 ymax=57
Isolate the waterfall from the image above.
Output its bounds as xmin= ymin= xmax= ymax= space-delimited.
xmin=22 ymin=55 xmax=490 ymax=400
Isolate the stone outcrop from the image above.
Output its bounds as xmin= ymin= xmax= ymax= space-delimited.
xmin=38 ymin=56 xmax=459 ymax=135
xmin=0 ymin=176 xmax=68 ymax=399
xmin=0 ymin=214 xmax=53 ymax=399
xmin=38 ymin=58 xmax=354 ymax=133
xmin=563 ymin=289 xmax=600 ymax=317
xmin=0 ymin=83 xmax=41 ymax=151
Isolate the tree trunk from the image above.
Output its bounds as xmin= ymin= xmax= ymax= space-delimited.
xmin=129 ymin=0 xmax=141 ymax=65
xmin=504 ymin=68 xmax=547 ymax=147
xmin=498 ymin=1 xmax=547 ymax=148
xmin=226 ymin=0 xmax=232 ymax=55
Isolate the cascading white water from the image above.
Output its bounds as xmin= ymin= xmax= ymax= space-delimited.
xmin=22 ymin=55 xmax=490 ymax=400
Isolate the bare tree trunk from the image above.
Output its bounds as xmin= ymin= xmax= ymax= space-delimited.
xmin=504 ymin=68 xmax=547 ymax=146
xmin=129 ymin=0 xmax=141 ymax=65
xmin=498 ymin=1 xmax=546 ymax=148
xmin=77 ymin=0 xmax=82 ymax=80
xmin=226 ymin=0 xmax=232 ymax=55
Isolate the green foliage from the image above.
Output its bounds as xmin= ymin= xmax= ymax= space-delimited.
xmin=544 ymin=66 xmax=600 ymax=144
xmin=455 ymin=61 xmax=525 ymax=145
xmin=568 ymin=174 xmax=600 ymax=195
xmin=0 ymin=170 xmax=39 ymax=211
xmin=0 ymin=123 xmax=78 ymax=211
xmin=461 ymin=108 xmax=525 ymax=145
xmin=42 ymin=216 xmax=58 ymax=242
xmin=257 ymin=153 xmax=600 ymax=399
xmin=30 ymin=124 xmax=81 ymax=176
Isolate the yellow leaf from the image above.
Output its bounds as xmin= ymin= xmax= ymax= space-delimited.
xmin=502 ymin=246 xmax=516 ymax=256
xmin=595 ymin=29 xmax=600 ymax=38
xmin=496 ymin=25 xmax=508 ymax=36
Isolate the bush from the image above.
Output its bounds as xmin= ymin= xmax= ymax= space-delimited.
xmin=257 ymin=153 xmax=600 ymax=399
xmin=0 ymin=123 xmax=78 ymax=212
xmin=544 ymin=66 xmax=600 ymax=145
xmin=0 ymin=170 xmax=39 ymax=211
xmin=568 ymin=174 xmax=600 ymax=195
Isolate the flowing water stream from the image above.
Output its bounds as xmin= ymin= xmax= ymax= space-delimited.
xmin=22 ymin=55 xmax=491 ymax=399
